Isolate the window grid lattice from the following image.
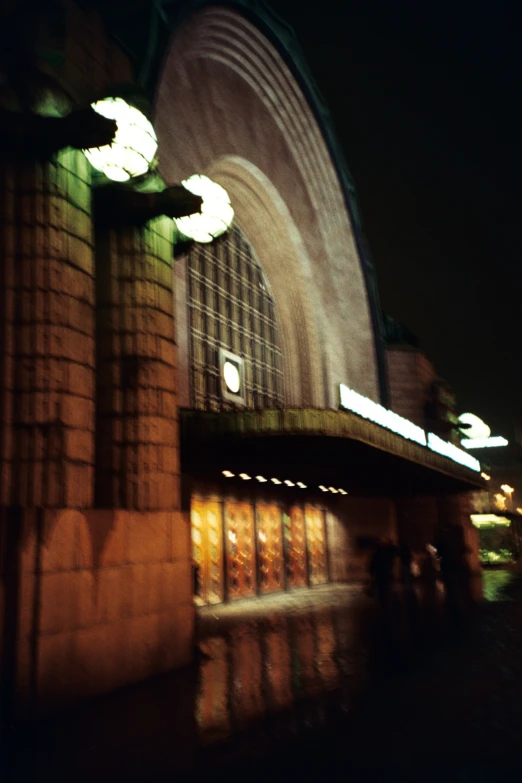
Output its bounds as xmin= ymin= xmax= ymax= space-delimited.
xmin=188 ymin=226 xmax=284 ymax=411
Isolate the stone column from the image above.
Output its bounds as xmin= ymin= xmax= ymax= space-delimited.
xmin=95 ymin=216 xmax=179 ymax=511
xmin=0 ymin=149 xmax=95 ymax=509
xmin=0 ymin=148 xmax=95 ymax=720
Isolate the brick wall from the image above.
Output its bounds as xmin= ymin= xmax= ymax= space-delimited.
xmin=386 ymin=347 xmax=437 ymax=427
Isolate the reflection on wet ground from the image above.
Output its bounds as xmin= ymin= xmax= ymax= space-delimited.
xmin=193 ymin=576 xmax=478 ymax=757
xmin=481 ymin=567 xmax=515 ymax=601
xmin=8 ymin=572 xmax=515 ymax=782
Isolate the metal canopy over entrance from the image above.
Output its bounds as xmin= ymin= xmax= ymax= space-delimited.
xmin=181 ymin=408 xmax=485 ymax=497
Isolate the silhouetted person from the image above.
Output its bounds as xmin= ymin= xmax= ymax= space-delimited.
xmin=398 ymin=540 xmax=419 ymax=633
xmin=369 ymin=539 xmax=397 ymax=611
xmin=436 ymin=525 xmax=471 ymax=629
xmin=398 ymin=541 xmax=414 ymax=589
xmin=419 ymin=545 xmax=441 ymax=638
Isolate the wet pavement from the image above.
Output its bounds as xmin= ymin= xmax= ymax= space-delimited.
xmin=5 ymin=571 xmax=522 ymax=781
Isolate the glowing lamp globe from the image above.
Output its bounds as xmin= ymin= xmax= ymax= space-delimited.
xmin=84 ymin=97 xmax=158 ymax=182
xmin=458 ymin=412 xmax=491 ymax=440
xmin=175 ymin=175 xmax=234 ymax=243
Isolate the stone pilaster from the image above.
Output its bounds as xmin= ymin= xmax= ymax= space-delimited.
xmin=95 ymin=216 xmax=179 ymax=511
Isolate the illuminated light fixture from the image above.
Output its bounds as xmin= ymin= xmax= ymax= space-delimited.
xmin=223 ymin=361 xmax=241 ymax=394
xmin=339 ymin=384 xmax=480 ymax=472
xmin=494 ymin=493 xmax=507 ymax=510
xmin=338 ymin=489 xmax=348 ymax=495
xmin=222 ymin=470 xmax=234 ymax=478
xmin=256 ymin=475 xmax=267 ymax=483
xmin=319 ymin=485 xmax=328 ymax=492
xmin=501 ymin=484 xmax=514 ymax=495
xmin=84 ymin=96 xmax=158 ymax=182
xmin=284 ymin=480 xmax=295 ymax=487
xmin=339 ymin=383 xmax=427 ymax=446
xmin=461 ymin=436 xmax=509 ymax=449
xmin=328 ymin=487 xmax=338 ymax=494
xmin=239 ymin=473 xmax=251 ymax=480
xmin=297 ymin=482 xmax=307 ymax=489
xmin=470 ymin=514 xmax=511 ymax=527
xmin=258 ymin=531 xmax=267 ymax=543
xmin=517 ymin=508 xmax=522 ymax=514
xmin=271 ymin=478 xmax=282 ymax=485
xmin=458 ymin=413 xmax=491 ymax=440
xmin=175 ymin=174 xmax=234 ymax=243
xmin=481 ymin=472 xmax=491 ymax=481
xmin=228 ymin=530 xmax=237 ymax=543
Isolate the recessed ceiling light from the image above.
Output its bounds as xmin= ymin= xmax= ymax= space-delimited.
xmin=297 ymin=482 xmax=307 ymax=488
xmin=284 ymin=480 xmax=295 ymax=486
xmin=338 ymin=489 xmax=348 ymax=495
xmin=239 ymin=473 xmax=251 ymax=480
xmin=271 ymin=478 xmax=282 ymax=485
xmin=222 ymin=470 xmax=234 ymax=478
xmin=256 ymin=475 xmax=267 ymax=482
xmin=319 ymin=485 xmax=328 ymax=492
xmin=328 ymin=487 xmax=338 ymax=494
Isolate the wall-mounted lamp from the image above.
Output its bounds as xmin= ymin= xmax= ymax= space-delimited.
xmin=84 ymin=96 xmax=157 ymax=182
xmin=175 ymin=174 xmax=234 ymax=242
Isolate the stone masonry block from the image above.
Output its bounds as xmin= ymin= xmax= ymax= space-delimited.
xmin=127 ymin=511 xmax=169 ymax=564
xmin=39 ymin=569 xmax=95 ymax=635
xmin=171 ymin=511 xmax=190 ymax=562
xmin=61 ymin=395 xmax=95 ymax=430
xmin=83 ymin=510 xmax=128 ymax=568
xmin=130 ymin=562 xmax=163 ymax=617
xmin=64 ymin=463 xmax=94 ymax=508
xmin=94 ymin=566 xmax=133 ymax=624
xmin=64 ymin=234 xmax=94 ymax=274
xmin=64 ymin=429 xmax=94 ymax=464
xmin=159 ymin=560 xmax=192 ymax=609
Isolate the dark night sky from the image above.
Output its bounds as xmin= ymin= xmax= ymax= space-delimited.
xmin=273 ymin=0 xmax=522 ymax=439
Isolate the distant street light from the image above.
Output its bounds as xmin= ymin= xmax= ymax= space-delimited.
xmin=501 ymin=484 xmax=515 ymax=511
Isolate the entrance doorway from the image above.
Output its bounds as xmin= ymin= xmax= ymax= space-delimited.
xmin=191 ymin=495 xmax=328 ymax=605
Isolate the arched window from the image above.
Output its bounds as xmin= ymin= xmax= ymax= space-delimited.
xmin=187 ymin=225 xmax=284 ymax=411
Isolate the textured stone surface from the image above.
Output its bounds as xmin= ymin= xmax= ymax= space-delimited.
xmin=95 ymin=218 xmax=180 ymax=511
xmin=0 ymin=151 xmax=95 ymax=509
xmin=11 ymin=508 xmax=193 ymax=714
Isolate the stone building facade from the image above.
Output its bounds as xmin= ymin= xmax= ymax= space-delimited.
xmin=0 ymin=0 xmax=483 ymax=718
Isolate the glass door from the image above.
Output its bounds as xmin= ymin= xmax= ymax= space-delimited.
xmin=224 ymin=501 xmax=256 ymax=599
xmin=191 ymin=499 xmax=225 ymax=605
xmin=256 ymin=503 xmax=284 ymax=594
xmin=305 ymin=505 xmax=328 ymax=585
xmin=283 ymin=506 xmax=308 ymax=588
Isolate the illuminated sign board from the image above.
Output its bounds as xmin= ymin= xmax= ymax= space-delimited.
xmin=339 ymin=384 xmax=427 ymax=446
xmin=470 ymin=514 xmax=510 ymax=527
xmin=461 ymin=436 xmax=509 ymax=449
xmin=339 ymin=384 xmax=480 ymax=472
xmin=426 ymin=432 xmax=480 ymax=471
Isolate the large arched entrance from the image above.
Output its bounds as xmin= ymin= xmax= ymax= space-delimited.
xmin=155 ymin=4 xmax=381 ymax=409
